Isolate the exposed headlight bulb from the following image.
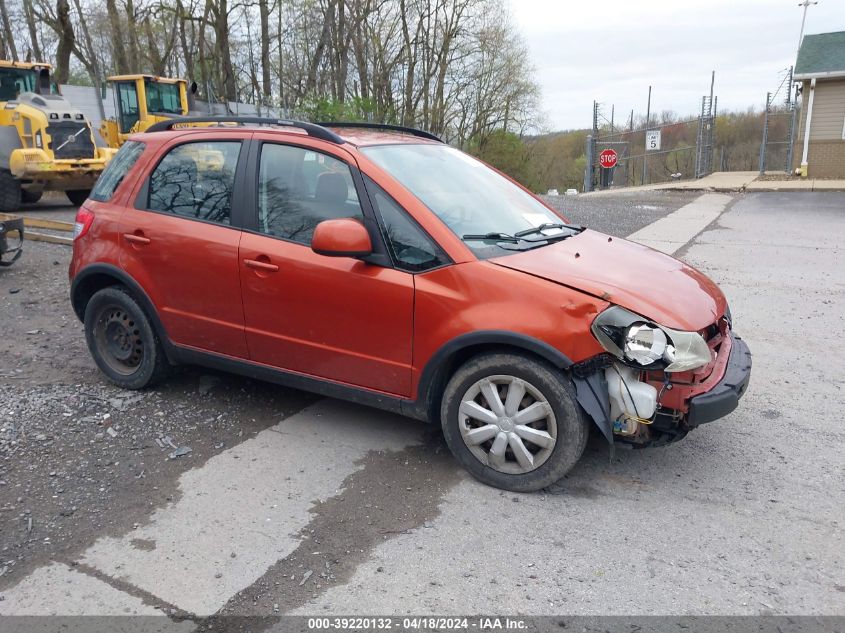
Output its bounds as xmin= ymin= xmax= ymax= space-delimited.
xmin=624 ymin=323 xmax=667 ymax=365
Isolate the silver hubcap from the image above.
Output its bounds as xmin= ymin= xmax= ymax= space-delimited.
xmin=458 ymin=375 xmax=557 ymax=475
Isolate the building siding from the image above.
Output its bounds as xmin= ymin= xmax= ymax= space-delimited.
xmin=796 ymin=79 xmax=845 ymax=141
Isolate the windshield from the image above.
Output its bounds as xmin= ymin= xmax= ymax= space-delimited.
xmin=145 ymin=80 xmax=182 ymax=114
xmin=361 ymin=144 xmax=566 ymax=258
xmin=0 ymin=68 xmax=37 ymax=101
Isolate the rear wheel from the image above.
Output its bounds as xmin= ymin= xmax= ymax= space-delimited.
xmin=66 ymin=189 xmax=91 ymax=206
xmin=84 ymin=286 xmax=169 ymax=389
xmin=440 ymin=352 xmax=589 ymax=492
xmin=21 ymin=190 xmax=43 ymax=204
xmin=0 ymin=170 xmax=21 ymax=213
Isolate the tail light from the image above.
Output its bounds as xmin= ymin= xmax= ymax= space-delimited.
xmin=73 ymin=207 xmax=94 ymax=240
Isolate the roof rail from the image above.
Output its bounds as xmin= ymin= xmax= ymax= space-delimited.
xmin=317 ymin=121 xmax=443 ymax=143
xmin=145 ymin=116 xmax=345 ymax=144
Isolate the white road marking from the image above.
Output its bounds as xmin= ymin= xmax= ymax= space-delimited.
xmin=0 ymin=563 xmax=160 ymax=616
xmin=626 ymin=192 xmax=732 ymax=254
xmin=1 ymin=400 xmax=421 ymax=616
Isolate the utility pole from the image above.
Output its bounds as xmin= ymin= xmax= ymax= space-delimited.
xmin=797 ymin=0 xmax=818 ymax=58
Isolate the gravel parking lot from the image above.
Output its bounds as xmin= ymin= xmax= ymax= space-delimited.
xmin=0 ymin=191 xmax=842 ymax=621
xmin=542 ymin=190 xmax=700 ymax=237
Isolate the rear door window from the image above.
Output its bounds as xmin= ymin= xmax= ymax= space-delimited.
xmin=148 ymin=141 xmax=241 ymax=225
xmin=89 ymin=140 xmax=145 ymax=202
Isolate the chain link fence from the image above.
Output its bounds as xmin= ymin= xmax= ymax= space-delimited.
xmin=758 ymin=67 xmax=799 ymax=174
xmin=584 ymin=86 xmax=716 ymax=192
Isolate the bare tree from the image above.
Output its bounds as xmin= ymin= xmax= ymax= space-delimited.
xmin=259 ymin=0 xmax=271 ymax=104
xmin=106 ymin=0 xmax=130 ymax=74
xmin=51 ymin=0 xmax=76 ymax=83
xmin=23 ymin=0 xmax=44 ymax=61
xmin=0 ymin=0 xmax=17 ymax=60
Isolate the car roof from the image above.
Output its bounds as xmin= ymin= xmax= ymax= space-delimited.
xmin=134 ymin=123 xmax=441 ymax=149
xmin=321 ymin=126 xmax=440 ymax=147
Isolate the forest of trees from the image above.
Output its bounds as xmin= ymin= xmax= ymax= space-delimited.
xmin=0 ymin=0 xmax=540 ymax=148
xmin=0 ymin=0 xmax=771 ymax=192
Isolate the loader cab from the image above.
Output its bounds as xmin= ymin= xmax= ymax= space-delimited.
xmin=110 ymin=75 xmax=188 ymax=136
xmin=0 ymin=65 xmax=38 ymax=102
xmin=0 ymin=63 xmax=58 ymax=103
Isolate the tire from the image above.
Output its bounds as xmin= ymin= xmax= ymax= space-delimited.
xmin=66 ymin=189 xmax=91 ymax=206
xmin=84 ymin=286 xmax=169 ymax=390
xmin=440 ymin=352 xmax=589 ymax=492
xmin=21 ymin=190 xmax=43 ymax=204
xmin=0 ymin=170 xmax=22 ymax=213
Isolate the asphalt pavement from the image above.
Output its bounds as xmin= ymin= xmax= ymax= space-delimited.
xmin=0 ymin=191 xmax=842 ymax=620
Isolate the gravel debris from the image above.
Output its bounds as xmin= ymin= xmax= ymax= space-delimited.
xmin=0 ymin=241 xmax=315 ymax=591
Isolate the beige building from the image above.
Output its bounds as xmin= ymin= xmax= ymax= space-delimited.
xmin=794 ymin=31 xmax=845 ymax=178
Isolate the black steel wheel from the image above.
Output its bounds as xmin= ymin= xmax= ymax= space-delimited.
xmin=84 ymin=286 xmax=169 ymax=389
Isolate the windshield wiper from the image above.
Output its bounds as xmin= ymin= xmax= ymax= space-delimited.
xmin=462 ymin=232 xmax=519 ymax=243
xmin=514 ymin=222 xmax=579 ymax=238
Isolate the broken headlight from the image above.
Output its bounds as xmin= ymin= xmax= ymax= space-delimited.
xmin=591 ymin=306 xmax=712 ymax=373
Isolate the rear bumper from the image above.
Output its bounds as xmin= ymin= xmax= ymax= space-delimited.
xmin=686 ymin=333 xmax=752 ymax=426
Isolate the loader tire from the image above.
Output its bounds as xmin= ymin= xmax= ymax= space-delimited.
xmin=0 ymin=170 xmax=22 ymax=213
xmin=66 ymin=189 xmax=91 ymax=207
xmin=22 ymin=190 xmax=43 ymax=204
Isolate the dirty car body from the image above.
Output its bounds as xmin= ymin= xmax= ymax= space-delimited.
xmin=68 ymin=117 xmax=751 ymax=492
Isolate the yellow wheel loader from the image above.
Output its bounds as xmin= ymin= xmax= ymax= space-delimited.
xmin=100 ymin=75 xmax=189 ymax=148
xmin=0 ymin=61 xmax=114 ymax=211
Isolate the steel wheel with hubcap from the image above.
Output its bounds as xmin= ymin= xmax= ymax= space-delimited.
xmin=441 ymin=352 xmax=589 ymax=492
xmin=458 ymin=375 xmax=557 ymax=475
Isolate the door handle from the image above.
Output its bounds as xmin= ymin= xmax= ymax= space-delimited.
xmin=244 ymin=258 xmax=279 ymax=273
xmin=124 ymin=233 xmax=151 ymax=245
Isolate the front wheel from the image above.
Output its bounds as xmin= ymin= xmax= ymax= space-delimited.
xmin=84 ymin=286 xmax=169 ymax=389
xmin=66 ymin=189 xmax=91 ymax=206
xmin=440 ymin=352 xmax=589 ymax=492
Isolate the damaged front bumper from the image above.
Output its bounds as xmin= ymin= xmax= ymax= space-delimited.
xmin=0 ymin=214 xmax=24 ymax=266
xmin=687 ymin=334 xmax=752 ymax=425
xmin=574 ymin=331 xmax=752 ymax=447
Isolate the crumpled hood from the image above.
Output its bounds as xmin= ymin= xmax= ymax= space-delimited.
xmin=490 ymin=229 xmax=726 ymax=331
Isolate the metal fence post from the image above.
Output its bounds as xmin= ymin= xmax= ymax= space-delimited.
xmin=786 ymin=94 xmax=798 ymax=173
xmin=642 ymin=86 xmax=651 ymax=186
xmin=759 ymin=92 xmax=770 ymax=174
xmin=584 ymin=134 xmax=594 ymax=193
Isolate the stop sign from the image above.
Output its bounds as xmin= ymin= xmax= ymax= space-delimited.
xmin=599 ymin=149 xmax=618 ymax=169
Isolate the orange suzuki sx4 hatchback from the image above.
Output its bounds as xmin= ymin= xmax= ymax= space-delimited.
xmin=69 ymin=118 xmax=751 ymax=491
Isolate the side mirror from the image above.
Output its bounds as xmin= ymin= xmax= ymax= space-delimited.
xmin=311 ymin=218 xmax=372 ymax=258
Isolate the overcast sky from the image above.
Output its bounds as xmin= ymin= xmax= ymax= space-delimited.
xmin=510 ymin=0 xmax=845 ymax=131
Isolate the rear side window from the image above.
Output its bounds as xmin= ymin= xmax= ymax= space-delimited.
xmin=148 ymin=141 xmax=241 ymax=225
xmin=89 ymin=140 xmax=145 ymax=202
